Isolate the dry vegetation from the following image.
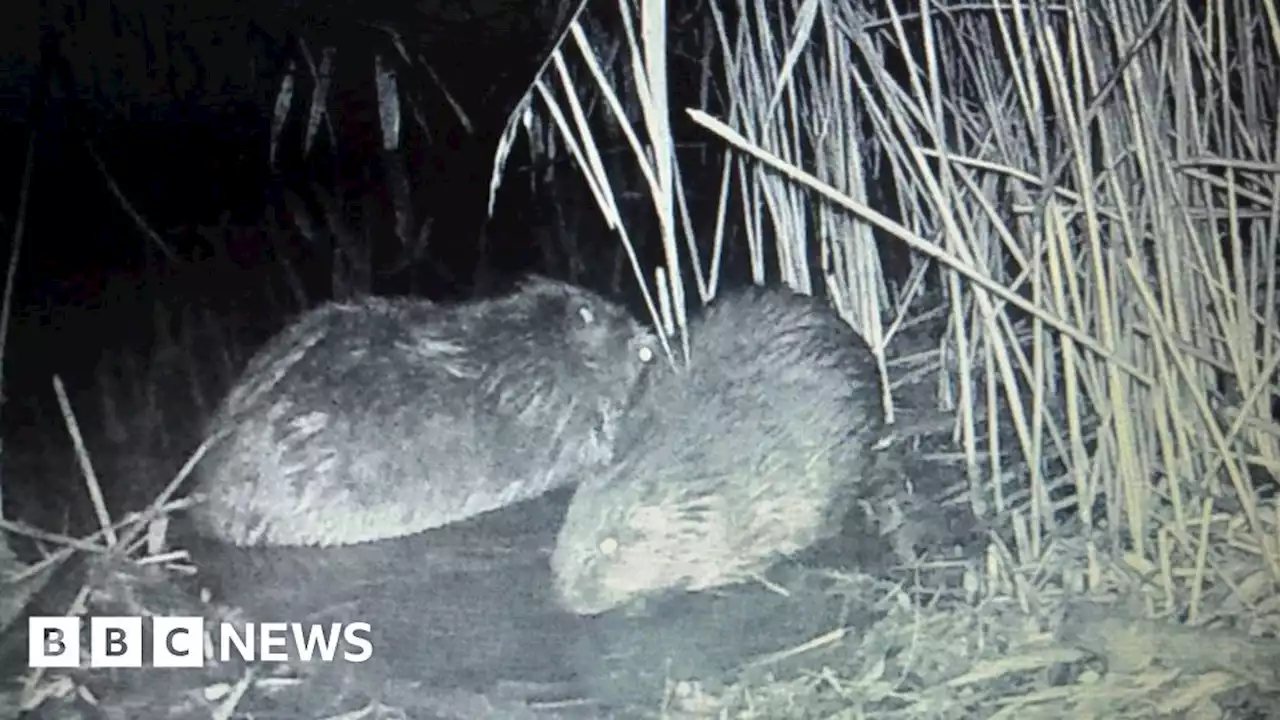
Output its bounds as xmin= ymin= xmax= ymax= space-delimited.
xmin=3 ymin=0 xmax=1279 ymax=718
xmin=523 ymin=0 xmax=1280 ymax=715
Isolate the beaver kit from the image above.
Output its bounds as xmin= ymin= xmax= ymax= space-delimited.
xmin=550 ymin=285 xmax=896 ymax=615
xmin=187 ymin=275 xmax=659 ymax=546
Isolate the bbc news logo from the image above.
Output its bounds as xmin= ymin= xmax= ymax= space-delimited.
xmin=29 ymin=617 xmax=373 ymax=668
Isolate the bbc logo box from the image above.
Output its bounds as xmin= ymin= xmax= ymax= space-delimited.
xmin=29 ymin=617 xmax=373 ymax=668
xmin=29 ymin=616 xmax=206 ymax=669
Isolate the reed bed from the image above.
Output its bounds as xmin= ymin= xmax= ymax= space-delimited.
xmin=526 ymin=0 xmax=1280 ymax=715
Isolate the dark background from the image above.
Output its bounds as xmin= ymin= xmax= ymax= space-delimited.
xmin=0 ymin=0 xmax=615 ymax=532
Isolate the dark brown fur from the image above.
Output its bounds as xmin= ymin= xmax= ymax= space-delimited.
xmin=551 ymin=286 xmax=889 ymax=615
xmin=189 ymin=276 xmax=659 ymax=546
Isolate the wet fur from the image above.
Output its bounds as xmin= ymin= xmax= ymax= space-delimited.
xmin=189 ymin=276 xmax=658 ymax=546
xmin=551 ymin=286 xmax=888 ymax=615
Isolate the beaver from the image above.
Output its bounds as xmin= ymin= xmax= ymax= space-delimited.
xmin=549 ymin=285 xmax=891 ymax=615
xmin=187 ymin=275 xmax=660 ymax=546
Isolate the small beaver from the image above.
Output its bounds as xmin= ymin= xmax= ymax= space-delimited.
xmin=188 ymin=276 xmax=660 ymax=546
xmin=550 ymin=285 xmax=889 ymax=615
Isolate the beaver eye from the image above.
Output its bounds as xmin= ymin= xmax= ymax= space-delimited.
xmin=598 ymin=536 xmax=618 ymax=556
xmin=577 ymin=306 xmax=596 ymax=325
xmin=637 ymin=345 xmax=655 ymax=364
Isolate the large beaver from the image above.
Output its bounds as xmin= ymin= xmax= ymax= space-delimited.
xmin=187 ymin=276 xmax=659 ymax=546
xmin=550 ymin=285 xmax=891 ymax=615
